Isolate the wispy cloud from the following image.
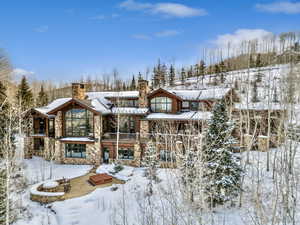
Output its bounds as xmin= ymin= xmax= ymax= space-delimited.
xmin=155 ymin=30 xmax=181 ymax=37
xmin=120 ymin=0 xmax=207 ymax=18
xmin=132 ymin=34 xmax=152 ymax=40
xmin=256 ymin=1 xmax=300 ymax=14
xmin=212 ymin=29 xmax=274 ymax=48
xmin=89 ymin=15 xmax=106 ymax=20
xmin=34 ymin=25 xmax=49 ymax=33
xmin=12 ymin=68 xmax=35 ymax=78
xmin=89 ymin=13 xmax=121 ymax=20
xmin=133 ymin=29 xmax=181 ymax=40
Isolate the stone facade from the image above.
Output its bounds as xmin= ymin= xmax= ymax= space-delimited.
xmin=258 ymin=136 xmax=269 ymax=152
xmin=72 ymin=83 xmax=86 ymax=100
xmin=140 ymin=120 xmax=149 ymax=139
xmin=243 ymin=134 xmax=253 ymax=151
xmin=24 ymin=137 xmax=33 ymax=159
xmin=94 ymin=115 xmax=102 ymax=165
xmin=55 ymin=111 xmax=63 ymax=138
xmin=138 ymin=79 xmax=150 ymax=108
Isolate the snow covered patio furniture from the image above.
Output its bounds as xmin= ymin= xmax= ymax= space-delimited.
xmin=88 ymin=173 xmax=113 ymax=186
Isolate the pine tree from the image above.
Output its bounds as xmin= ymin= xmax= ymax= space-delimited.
xmin=187 ymin=66 xmax=193 ymax=78
xmin=16 ymin=76 xmax=33 ymax=112
xmin=36 ymin=85 xmax=48 ymax=107
xmin=130 ymin=75 xmax=136 ymax=90
xmin=180 ymin=68 xmax=186 ymax=85
xmin=251 ymin=81 xmax=259 ymax=103
xmin=256 ymin=53 xmax=263 ymax=68
xmin=0 ymin=81 xmax=9 ymax=157
xmin=168 ymin=64 xmax=175 ymax=87
xmin=202 ymin=99 xmax=243 ymax=207
xmin=161 ymin=64 xmax=167 ymax=87
xmin=142 ymin=141 xmax=159 ymax=195
xmin=0 ymin=168 xmax=7 ymax=225
xmin=219 ymin=61 xmax=226 ymax=84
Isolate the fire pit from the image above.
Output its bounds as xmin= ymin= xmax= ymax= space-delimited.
xmin=88 ymin=173 xmax=113 ymax=186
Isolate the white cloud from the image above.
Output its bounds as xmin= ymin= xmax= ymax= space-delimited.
xmin=132 ymin=34 xmax=152 ymax=40
xmin=12 ymin=68 xmax=35 ymax=78
xmin=120 ymin=0 xmax=207 ymax=18
xmin=153 ymin=3 xmax=207 ymax=17
xmin=89 ymin=15 xmax=105 ymax=20
xmin=213 ymin=29 xmax=274 ymax=48
xmin=256 ymin=1 xmax=300 ymax=14
xmin=34 ymin=25 xmax=49 ymax=33
xmin=155 ymin=29 xmax=181 ymax=37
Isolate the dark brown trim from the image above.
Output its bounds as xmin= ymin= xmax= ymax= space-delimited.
xmin=47 ymin=98 xmax=100 ymax=115
xmin=148 ymin=88 xmax=183 ymax=101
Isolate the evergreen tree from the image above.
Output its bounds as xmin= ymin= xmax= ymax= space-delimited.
xmin=142 ymin=141 xmax=159 ymax=195
xmin=187 ymin=66 xmax=193 ymax=78
xmin=0 ymin=81 xmax=9 ymax=157
xmin=36 ymin=85 xmax=48 ymax=107
xmin=180 ymin=68 xmax=186 ymax=85
xmin=251 ymin=81 xmax=259 ymax=103
xmin=130 ymin=75 xmax=136 ymax=90
xmin=256 ymin=53 xmax=263 ymax=68
xmin=161 ymin=64 xmax=167 ymax=87
xmin=202 ymin=99 xmax=242 ymax=207
xmin=249 ymin=54 xmax=255 ymax=68
xmin=168 ymin=64 xmax=176 ymax=87
xmin=0 ymin=168 xmax=7 ymax=224
xmin=16 ymin=76 xmax=33 ymax=112
xmin=219 ymin=61 xmax=226 ymax=84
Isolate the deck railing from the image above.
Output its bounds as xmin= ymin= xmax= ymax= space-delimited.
xmin=102 ymin=132 xmax=139 ymax=140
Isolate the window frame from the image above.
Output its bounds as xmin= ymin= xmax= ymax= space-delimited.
xmin=118 ymin=148 xmax=134 ymax=160
xmin=65 ymin=143 xmax=86 ymax=158
xmin=150 ymin=97 xmax=172 ymax=113
xmin=65 ymin=108 xmax=94 ymax=137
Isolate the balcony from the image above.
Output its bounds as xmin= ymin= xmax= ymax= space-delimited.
xmin=102 ymin=132 xmax=139 ymax=142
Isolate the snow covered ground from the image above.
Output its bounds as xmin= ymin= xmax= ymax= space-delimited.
xmin=14 ymin=141 xmax=300 ymax=225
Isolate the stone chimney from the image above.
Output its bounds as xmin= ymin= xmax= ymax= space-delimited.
xmin=72 ymin=83 xmax=86 ymax=100
xmin=138 ymin=79 xmax=150 ymax=108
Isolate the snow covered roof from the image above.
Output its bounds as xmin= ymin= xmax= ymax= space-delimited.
xmin=111 ymin=107 xmax=149 ymax=115
xmin=167 ymin=88 xmax=232 ymax=101
xmin=60 ymin=137 xmax=95 ymax=142
xmin=146 ymin=111 xmax=211 ymax=121
xmin=234 ymin=102 xmax=284 ymax=111
xmin=86 ymin=91 xmax=139 ymax=99
xmin=35 ymin=98 xmax=72 ymax=115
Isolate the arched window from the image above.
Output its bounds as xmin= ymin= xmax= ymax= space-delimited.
xmin=65 ymin=108 xmax=93 ymax=137
xmin=150 ymin=97 xmax=172 ymax=113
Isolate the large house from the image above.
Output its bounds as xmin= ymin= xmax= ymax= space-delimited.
xmin=24 ymin=80 xmax=284 ymax=167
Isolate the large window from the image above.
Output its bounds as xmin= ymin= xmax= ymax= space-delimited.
xmin=150 ymin=97 xmax=172 ymax=113
xmin=118 ymin=148 xmax=134 ymax=160
xmin=65 ymin=144 xmax=86 ymax=158
xmin=65 ymin=108 xmax=93 ymax=137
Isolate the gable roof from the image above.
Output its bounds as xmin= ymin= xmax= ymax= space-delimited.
xmin=147 ymin=88 xmax=183 ymax=100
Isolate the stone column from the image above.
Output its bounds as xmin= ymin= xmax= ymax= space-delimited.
xmin=93 ymin=114 xmax=102 ymax=165
xmin=133 ymin=143 xmax=142 ymax=167
xmin=243 ymin=134 xmax=253 ymax=151
xmin=138 ymin=79 xmax=150 ymax=108
xmin=140 ymin=120 xmax=149 ymax=139
xmin=54 ymin=111 xmax=63 ymax=163
xmin=258 ymin=136 xmax=269 ymax=152
xmin=24 ymin=137 xmax=33 ymax=159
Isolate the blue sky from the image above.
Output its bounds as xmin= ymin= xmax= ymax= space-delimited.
xmin=1 ymin=0 xmax=300 ymax=82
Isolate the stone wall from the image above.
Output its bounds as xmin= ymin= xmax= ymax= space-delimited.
xmin=61 ymin=143 xmax=100 ymax=165
xmin=258 ymin=136 xmax=269 ymax=152
xmin=30 ymin=193 xmax=64 ymax=204
xmin=140 ymin=120 xmax=149 ymax=139
xmin=55 ymin=111 xmax=63 ymax=138
xmin=24 ymin=137 xmax=33 ymax=159
xmin=94 ymin=115 xmax=102 ymax=165
xmin=44 ymin=137 xmax=56 ymax=160
xmin=138 ymin=79 xmax=150 ymax=108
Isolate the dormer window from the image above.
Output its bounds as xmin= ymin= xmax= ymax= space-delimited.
xmin=150 ymin=97 xmax=172 ymax=113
